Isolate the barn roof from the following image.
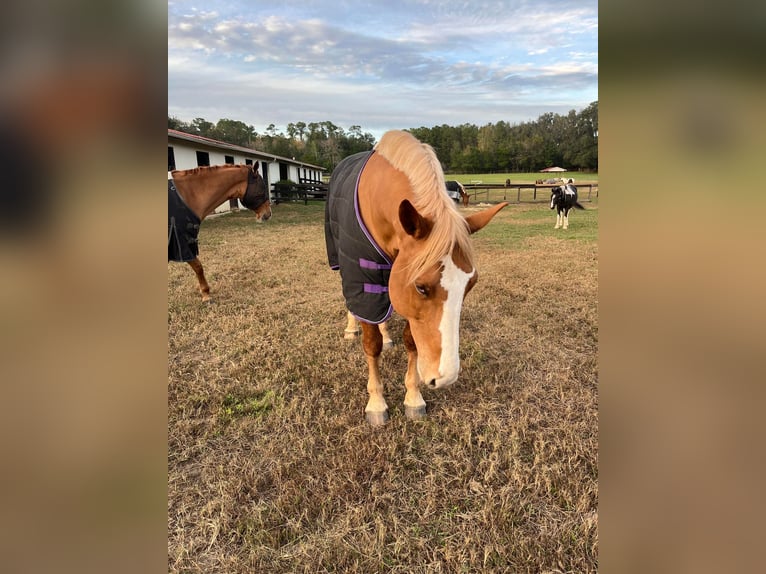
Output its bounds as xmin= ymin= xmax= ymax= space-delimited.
xmin=539 ymin=166 xmax=567 ymax=172
xmin=168 ymin=129 xmax=325 ymax=171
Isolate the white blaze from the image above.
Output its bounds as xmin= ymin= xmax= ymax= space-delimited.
xmin=436 ymin=254 xmax=475 ymax=385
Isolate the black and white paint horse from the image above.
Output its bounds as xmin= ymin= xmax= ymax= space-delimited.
xmin=550 ymin=179 xmax=585 ymax=229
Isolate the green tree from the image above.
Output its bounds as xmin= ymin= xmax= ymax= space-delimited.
xmin=168 ymin=116 xmax=186 ymax=130
xmin=215 ymin=118 xmax=256 ymax=147
xmin=166 ymin=102 xmax=598 ymax=173
xmin=190 ymin=118 xmax=214 ymax=137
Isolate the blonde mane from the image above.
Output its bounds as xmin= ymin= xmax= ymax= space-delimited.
xmin=374 ymin=130 xmax=474 ymax=281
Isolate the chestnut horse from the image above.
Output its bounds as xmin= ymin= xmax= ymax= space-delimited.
xmin=325 ymin=130 xmax=508 ymax=425
xmin=168 ymin=164 xmax=271 ymax=301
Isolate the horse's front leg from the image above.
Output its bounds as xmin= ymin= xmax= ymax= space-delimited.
xmin=563 ymin=207 xmax=570 ymax=229
xmin=379 ymin=320 xmax=394 ymax=349
xmin=554 ymin=210 xmax=562 ymax=229
xmin=187 ymin=257 xmax=211 ymax=302
xmin=344 ymin=311 xmax=359 ymax=340
xmin=402 ymin=321 xmax=426 ymax=420
xmin=346 ymin=311 xmax=393 ymax=349
xmin=361 ymin=322 xmax=388 ymax=426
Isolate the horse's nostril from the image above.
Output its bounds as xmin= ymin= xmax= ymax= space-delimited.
xmin=428 ymin=379 xmax=437 ymax=387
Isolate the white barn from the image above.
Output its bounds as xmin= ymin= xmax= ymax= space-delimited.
xmin=168 ymin=129 xmax=326 ymax=213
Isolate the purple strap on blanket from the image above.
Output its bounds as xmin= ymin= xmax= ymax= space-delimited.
xmin=359 ymin=258 xmax=392 ymax=270
xmin=364 ymin=283 xmax=389 ymax=294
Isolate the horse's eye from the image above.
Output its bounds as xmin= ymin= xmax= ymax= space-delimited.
xmin=415 ymin=284 xmax=429 ymax=297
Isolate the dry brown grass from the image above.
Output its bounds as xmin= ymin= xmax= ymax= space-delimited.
xmin=168 ymin=200 xmax=598 ymax=573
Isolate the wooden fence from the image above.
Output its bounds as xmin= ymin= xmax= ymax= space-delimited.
xmin=271 ymin=179 xmax=598 ymax=206
xmin=462 ymin=182 xmax=598 ymax=204
xmin=271 ymin=178 xmax=328 ymax=205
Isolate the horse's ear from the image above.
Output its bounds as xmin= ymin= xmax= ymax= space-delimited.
xmin=399 ymin=199 xmax=432 ymax=239
xmin=464 ymin=202 xmax=509 ymax=234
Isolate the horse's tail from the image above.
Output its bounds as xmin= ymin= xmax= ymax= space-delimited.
xmin=574 ymin=201 xmax=586 ymax=210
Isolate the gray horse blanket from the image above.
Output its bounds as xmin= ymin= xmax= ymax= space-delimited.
xmin=168 ymin=179 xmax=201 ymax=262
xmin=325 ymin=151 xmax=393 ymax=324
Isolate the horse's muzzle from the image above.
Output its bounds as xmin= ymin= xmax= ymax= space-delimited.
xmin=426 ymin=371 xmax=459 ymax=389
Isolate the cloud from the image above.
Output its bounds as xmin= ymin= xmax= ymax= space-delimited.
xmin=168 ymin=0 xmax=597 ymax=138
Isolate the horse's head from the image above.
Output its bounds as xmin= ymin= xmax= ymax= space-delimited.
xmin=388 ymin=200 xmax=507 ymax=389
xmin=550 ymin=186 xmax=563 ymax=209
xmin=242 ymin=165 xmax=272 ymax=221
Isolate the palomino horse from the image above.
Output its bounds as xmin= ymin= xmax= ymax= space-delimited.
xmin=446 ymin=180 xmax=470 ymax=207
xmin=325 ymin=130 xmax=508 ymax=425
xmin=168 ymin=164 xmax=271 ymax=301
xmin=459 ymin=184 xmax=470 ymax=207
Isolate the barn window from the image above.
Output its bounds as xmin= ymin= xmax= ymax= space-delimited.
xmin=168 ymin=146 xmax=176 ymax=171
xmin=245 ymin=158 xmax=253 ymax=166
xmin=226 ymin=154 xmax=238 ymax=209
xmin=196 ymin=151 xmax=210 ymax=166
xmin=279 ymin=163 xmax=288 ymax=181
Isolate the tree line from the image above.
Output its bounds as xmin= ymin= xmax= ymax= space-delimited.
xmin=168 ymin=101 xmax=597 ymax=174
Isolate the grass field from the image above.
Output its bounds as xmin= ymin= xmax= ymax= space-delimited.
xmin=446 ymin=172 xmax=598 ymax=185
xmin=168 ymin=197 xmax=598 ymax=572
xmin=444 ymin=172 xmax=599 ymax=205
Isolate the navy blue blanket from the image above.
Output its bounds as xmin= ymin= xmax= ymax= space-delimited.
xmin=168 ymin=180 xmax=201 ymax=262
xmin=325 ymin=151 xmax=393 ymax=324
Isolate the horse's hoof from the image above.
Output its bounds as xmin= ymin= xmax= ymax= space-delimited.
xmin=404 ymin=405 xmax=427 ymax=420
xmin=365 ymin=410 xmax=389 ymax=426
xmin=201 ymin=297 xmax=212 ymax=303
xmin=344 ymin=330 xmax=359 ymax=340
xmin=382 ymin=340 xmax=394 ymax=350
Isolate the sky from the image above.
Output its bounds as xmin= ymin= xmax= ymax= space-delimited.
xmin=168 ymin=0 xmax=597 ymax=141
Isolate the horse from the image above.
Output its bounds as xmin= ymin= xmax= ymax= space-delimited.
xmin=325 ymin=130 xmax=508 ymax=425
xmin=550 ymin=178 xmax=585 ymax=230
xmin=445 ymin=180 xmax=470 ymax=207
xmin=168 ymin=164 xmax=271 ymax=301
